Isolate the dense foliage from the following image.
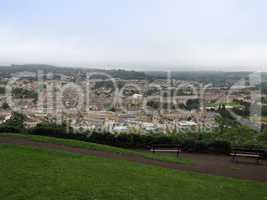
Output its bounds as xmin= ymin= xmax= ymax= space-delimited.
xmin=32 ymin=122 xmax=68 ymax=135
xmin=0 ymin=112 xmax=26 ymax=133
xmin=0 ymin=87 xmax=5 ymax=94
xmin=26 ymin=119 xmax=267 ymax=156
xmin=12 ymin=88 xmax=38 ymax=100
xmin=1 ymin=102 xmax=10 ymax=110
xmin=1 ymin=111 xmax=266 ymax=155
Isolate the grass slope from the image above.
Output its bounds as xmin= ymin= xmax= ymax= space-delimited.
xmin=0 ymin=133 xmax=192 ymax=164
xmin=0 ymin=144 xmax=266 ymax=200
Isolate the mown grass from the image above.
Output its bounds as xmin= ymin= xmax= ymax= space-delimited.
xmin=0 ymin=133 xmax=192 ymax=164
xmin=0 ymin=144 xmax=266 ymax=200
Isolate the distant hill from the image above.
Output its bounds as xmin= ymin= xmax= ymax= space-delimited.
xmin=0 ymin=64 xmax=148 ymax=80
xmin=0 ymin=64 xmax=266 ymax=85
xmin=146 ymin=71 xmax=267 ymax=87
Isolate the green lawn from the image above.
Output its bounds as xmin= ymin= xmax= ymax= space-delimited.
xmin=0 ymin=133 xmax=192 ymax=164
xmin=0 ymin=144 xmax=266 ymax=200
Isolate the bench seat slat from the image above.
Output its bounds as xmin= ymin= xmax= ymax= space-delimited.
xmin=230 ymin=153 xmax=261 ymax=158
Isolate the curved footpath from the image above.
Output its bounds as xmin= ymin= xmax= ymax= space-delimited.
xmin=0 ymin=135 xmax=267 ymax=182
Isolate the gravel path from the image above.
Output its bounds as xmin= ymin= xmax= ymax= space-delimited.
xmin=0 ymin=136 xmax=266 ymax=182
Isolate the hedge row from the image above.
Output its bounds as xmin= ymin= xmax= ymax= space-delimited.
xmin=29 ymin=127 xmax=232 ymax=154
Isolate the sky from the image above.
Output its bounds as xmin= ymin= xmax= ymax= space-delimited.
xmin=0 ymin=0 xmax=266 ymax=71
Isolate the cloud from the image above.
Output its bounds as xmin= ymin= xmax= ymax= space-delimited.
xmin=0 ymin=26 xmax=266 ymax=71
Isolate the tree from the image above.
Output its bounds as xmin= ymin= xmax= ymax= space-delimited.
xmin=1 ymin=102 xmax=10 ymax=110
xmin=185 ymin=99 xmax=200 ymax=110
xmin=0 ymin=112 xmax=26 ymax=133
xmin=258 ymin=128 xmax=267 ymax=142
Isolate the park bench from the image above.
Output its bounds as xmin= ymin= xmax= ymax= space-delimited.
xmin=230 ymin=147 xmax=264 ymax=165
xmin=150 ymin=144 xmax=182 ymax=157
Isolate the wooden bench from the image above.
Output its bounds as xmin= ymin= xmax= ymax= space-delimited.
xmin=150 ymin=144 xmax=182 ymax=157
xmin=230 ymin=148 xmax=264 ymax=165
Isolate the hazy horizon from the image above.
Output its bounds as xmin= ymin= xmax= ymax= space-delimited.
xmin=1 ymin=0 xmax=266 ymax=71
xmin=1 ymin=63 xmax=265 ymax=73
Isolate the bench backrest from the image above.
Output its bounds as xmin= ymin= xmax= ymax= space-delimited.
xmin=231 ymin=148 xmax=265 ymax=156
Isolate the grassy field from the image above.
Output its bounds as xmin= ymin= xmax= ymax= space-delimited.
xmin=0 ymin=133 xmax=192 ymax=164
xmin=0 ymin=144 xmax=266 ymax=200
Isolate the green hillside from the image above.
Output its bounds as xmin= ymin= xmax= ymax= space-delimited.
xmin=0 ymin=133 xmax=191 ymax=164
xmin=0 ymin=144 xmax=266 ymax=200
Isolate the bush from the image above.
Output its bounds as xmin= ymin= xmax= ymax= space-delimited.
xmin=0 ymin=112 xmax=26 ymax=133
xmin=1 ymin=102 xmax=10 ymax=110
xmin=18 ymin=122 xmax=254 ymax=155
xmin=208 ymin=141 xmax=231 ymax=154
xmin=31 ymin=122 xmax=69 ymax=137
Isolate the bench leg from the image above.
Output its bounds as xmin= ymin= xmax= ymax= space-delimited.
xmin=232 ymin=155 xmax=235 ymax=162
xmin=257 ymin=158 xmax=263 ymax=165
xmin=232 ymin=155 xmax=239 ymax=163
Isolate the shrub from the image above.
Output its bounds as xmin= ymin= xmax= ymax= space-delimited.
xmin=20 ymin=122 xmax=259 ymax=155
xmin=0 ymin=112 xmax=26 ymax=133
xmin=208 ymin=141 xmax=231 ymax=154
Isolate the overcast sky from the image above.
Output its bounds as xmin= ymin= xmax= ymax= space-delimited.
xmin=0 ymin=0 xmax=266 ymax=71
